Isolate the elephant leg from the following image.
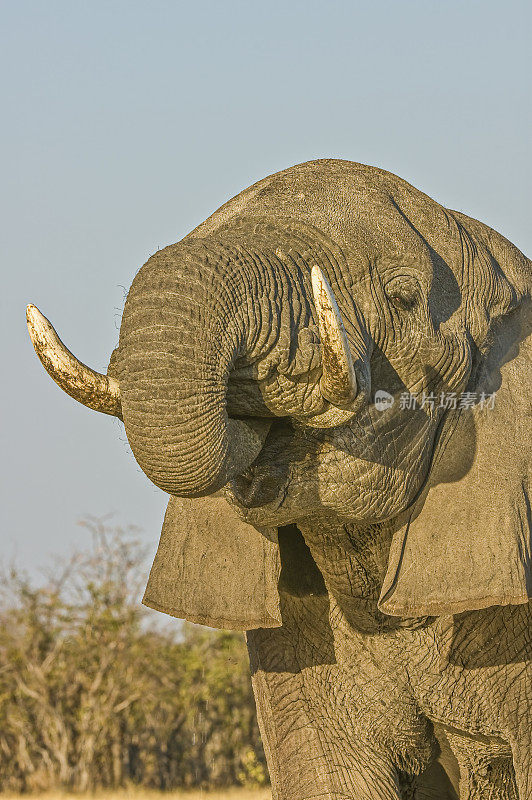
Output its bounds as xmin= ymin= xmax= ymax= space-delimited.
xmin=248 ymin=620 xmax=404 ymax=800
xmin=511 ymin=735 xmax=532 ymax=800
xmin=408 ymin=723 xmax=459 ymax=799
xmin=513 ymin=764 xmax=532 ymax=800
xmin=246 ymin=525 xmax=444 ymax=799
xmin=442 ymin=730 xmax=517 ymax=800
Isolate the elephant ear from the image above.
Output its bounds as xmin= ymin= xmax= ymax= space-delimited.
xmin=142 ymin=496 xmax=281 ymax=630
xmin=379 ymin=305 xmax=532 ymax=617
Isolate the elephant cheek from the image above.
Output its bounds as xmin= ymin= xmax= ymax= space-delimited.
xmin=316 ymin=430 xmax=435 ymax=523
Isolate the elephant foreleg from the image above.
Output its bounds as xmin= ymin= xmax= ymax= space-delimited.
xmin=248 ymin=604 xmax=407 ymax=800
xmin=249 ymin=641 xmax=404 ymax=799
xmin=443 ymin=729 xmax=518 ymax=800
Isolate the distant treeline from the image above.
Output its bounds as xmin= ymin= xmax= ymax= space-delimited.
xmin=0 ymin=521 xmax=268 ymax=793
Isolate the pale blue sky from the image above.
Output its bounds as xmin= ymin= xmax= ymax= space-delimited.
xmin=1 ymin=0 xmax=530 ymax=576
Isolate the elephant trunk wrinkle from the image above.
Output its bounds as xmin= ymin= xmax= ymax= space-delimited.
xmin=118 ymin=241 xmax=275 ymax=497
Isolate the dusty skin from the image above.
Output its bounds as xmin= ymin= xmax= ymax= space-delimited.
xmin=28 ymin=160 xmax=531 ymax=799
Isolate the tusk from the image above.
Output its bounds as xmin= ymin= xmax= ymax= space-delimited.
xmin=26 ymin=304 xmax=122 ymax=418
xmin=311 ymin=266 xmax=357 ymax=408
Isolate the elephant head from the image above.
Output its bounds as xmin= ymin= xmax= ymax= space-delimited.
xmin=28 ymin=160 xmax=531 ymax=629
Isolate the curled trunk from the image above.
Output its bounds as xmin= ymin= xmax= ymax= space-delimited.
xmin=116 ymin=241 xmax=270 ymax=497
xmin=26 ymin=229 xmax=370 ymax=498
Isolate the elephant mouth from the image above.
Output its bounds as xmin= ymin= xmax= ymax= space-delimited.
xmin=228 ymin=418 xmax=295 ymax=509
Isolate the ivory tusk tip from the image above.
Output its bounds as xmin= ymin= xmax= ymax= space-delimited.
xmin=26 ymin=305 xmax=53 ymax=350
xmin=311 ymin=265 xmax=340 ymax=321
xmin=310 ymin=265 xmax=325 ymax=299
xmin=26 ymin=302 xmax=122 ymax=419
xmin=27 ymin=304 xmax=42 ymax=337
xmin=310 ymin=264 xmax=358 ymax=410
xmin=26 ymin=303 xmax=45 ymax=329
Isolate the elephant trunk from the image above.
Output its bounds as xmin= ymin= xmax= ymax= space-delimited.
xmin=117 ymin=242 xmax=270 ymax=497
xmin=26 ymin=237 xmax=368 ymax=496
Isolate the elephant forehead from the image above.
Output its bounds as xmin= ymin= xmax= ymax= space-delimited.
xmin=192 ymin=160 xmax=444 ymax=237
xmin=193 ymin=159 xmax=457 ymax=274
xmin=346 ymin=206 xmax=435 ymax=267
xmin=310 ymin=186 xmax=459 ymax=288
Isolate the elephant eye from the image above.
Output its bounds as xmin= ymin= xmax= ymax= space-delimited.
xmin=383 ymin=275 xmax=421 ymax=314
xmin=386 ymin=288 xmax=418 ymax=312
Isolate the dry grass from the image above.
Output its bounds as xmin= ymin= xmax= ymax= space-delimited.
xmin=0 ymin=790 xmax=271 ymax=800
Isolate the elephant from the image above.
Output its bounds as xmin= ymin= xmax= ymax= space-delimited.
xmin=27 ymin=159 xmax=531 ymax=799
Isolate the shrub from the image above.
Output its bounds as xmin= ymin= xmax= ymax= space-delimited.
xmin=0 ymin=520 xmax=267 ymax=792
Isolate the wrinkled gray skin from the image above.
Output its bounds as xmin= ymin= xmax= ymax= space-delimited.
xmin=40 ymin=161 xmax=532 ymax=799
